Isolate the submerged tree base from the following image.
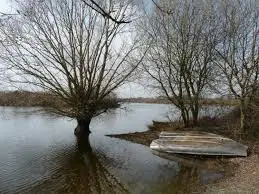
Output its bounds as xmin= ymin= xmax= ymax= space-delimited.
xmin=74 ymin=119 xmax=92 ymax=137
xmin=74 ymin=126 xmax=92 ymax=136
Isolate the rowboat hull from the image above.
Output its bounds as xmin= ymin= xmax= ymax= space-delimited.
xmin=150 ymin=131 xmax=248 ymax=157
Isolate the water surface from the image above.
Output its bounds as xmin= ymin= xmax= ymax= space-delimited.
xmin=0 ymin=103 xmax=225 ymax=193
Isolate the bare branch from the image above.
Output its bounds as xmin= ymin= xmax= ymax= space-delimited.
xmin=81 ymin=0 xmax=131 ymax=24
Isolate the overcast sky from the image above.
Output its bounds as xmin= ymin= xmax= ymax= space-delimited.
xmin=0 ymin=0 xmax=155 ymax=98
xmin=0 ymin=0 xmax=12 ymax=13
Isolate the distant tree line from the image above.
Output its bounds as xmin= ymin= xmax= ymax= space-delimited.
xmin=0 ymin=90 xmax=120 ymax=109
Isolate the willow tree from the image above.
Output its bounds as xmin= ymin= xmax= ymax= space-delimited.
xmin=0 ymin=0 xmax=145 ymax=136
xmin=140 ymin=0 xmax=218 ymax=127
xmin=215 ymin=0 xmax=259 ymax=132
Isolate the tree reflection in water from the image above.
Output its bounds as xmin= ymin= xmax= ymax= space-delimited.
xmin=21 ymin=136 xmax=226 ymax=193
xmin=28 ymin=135 xmax=129 ymax=193
xmin=150 ymin=151 xmax=226 ymax=193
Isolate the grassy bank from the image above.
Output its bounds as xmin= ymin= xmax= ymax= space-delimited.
xmin=108 ymin=106 xmax=259 ymax=149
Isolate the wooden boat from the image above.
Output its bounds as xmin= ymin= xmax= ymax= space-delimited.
xmin=150 ymin=131 xmax=248 ymax=157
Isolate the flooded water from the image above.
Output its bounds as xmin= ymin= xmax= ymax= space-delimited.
xmin=0 ymin=103 xmax=226 ymax=193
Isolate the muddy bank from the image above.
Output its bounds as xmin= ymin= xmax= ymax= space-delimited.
xmin=107 ymin=121 xmax=183 ymax=147
xmin=107 ymin=120 xmax=259 ymax=193
xmin=204 ymin=154 xmax=259 ymax=193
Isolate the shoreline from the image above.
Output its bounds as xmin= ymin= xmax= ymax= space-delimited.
xmin=119 ymin=98 xmax=238 ymax=106
xmin=0 ymin=90 xmax=238 ymax=107
xmin=107 ymin=121 xmax=259 ymax=193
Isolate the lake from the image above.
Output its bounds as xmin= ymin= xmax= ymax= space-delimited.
xmin=0 ymin=103 xmax=227 ymax=193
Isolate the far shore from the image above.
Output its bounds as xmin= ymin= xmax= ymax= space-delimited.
xmin=0 ymin=90 xmax=239 ymax=107
xmin=120 ymin=97 xmax=239 ymax=106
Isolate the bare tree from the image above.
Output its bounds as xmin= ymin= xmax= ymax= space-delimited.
xmin=140 ymin=0 xmax=218 ymax=127
xmin=0 ymin=0 xmax=146 ymax=136
xmin=215 ymin=0 xmax=259 ymax=132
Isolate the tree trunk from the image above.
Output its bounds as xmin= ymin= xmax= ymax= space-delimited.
xmin=77 ymin=133 xmax=92 ymax=153
xmin=192 ymin=111 xmax=198 ymax=126
xmin=240 ymin=99 xmax=246 ymax=133
xmin=181 ymin=109 xmax=190 ymax=128
xmin=74 ymin=118 xmax=91 ymax=137
xmin=192 ymin=106 xmax=199 ymax=126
